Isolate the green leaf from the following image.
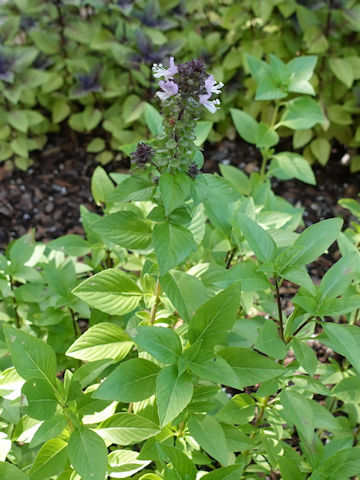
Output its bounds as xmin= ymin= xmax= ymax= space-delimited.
xmin=200 ymin=465 xmax=245 ymax=480
xmin=323 ymin=324 xmax=360 ymax=374
xmin=328 ymin=58 xmax=354 ymax=88
xmin=278 ymin=456 xmax=306 ymax=480
xmin=22 ymin=378 xmax=58 ymax=420
xmin=109 ymin=175 xmax=155 ymax=203
xmin=254 ymin=320 xmax=287 ymax=359
xmin=287 ymin=55 xmax=317 ymax=95
xmin=194 ymin=121 xmax=213 ymax=146
xmin=29 ymin=438 xmax=68 ymax=480
xmin=68 ymin=428 xmax=107 ymax=480
xmin=159 ymin=172 xmax=191 ymax=215
xmin=236 ymin=214 xmax=277 ymax=263
xmin=276 ymin=218 xmax=343 ymax=269
xmin=188 ymin=283 xmax=241 ymax=349
xmin=291 ymin=338 xmax=317 ymax=376
xmin=83 ymin=106 xmax=102 ymax=131
xmin=94 ymin=358 xmax=160 ymax=402
xmin=0 ymin=462 xmax=28 ymax=479
xmin=66 ymin=322 xmax=133 ymax=362
xmin=312 ymin=447 xmax=360 ymax=479
xmin=160 ymin=270 xmax=209 ymax=322
xmin=72 ymin=269 xmax=142 ymax=316
xmin=108 ymin=449 xmax=151 ymax=478
xmin=215 ymin=393 xmax=255 ymax=425
xmin=280 ymin=97 xmax=324 ymax=130
xmin=218 ymin=347 xmax=284 ymax=388
xmin=8 ymin=110 xmax=29 ymax=133
xmin=319 ymin=252 xmax=359 ymax=299
xmin=310 ymin=138 xmax=331 ymax=166
xmin=338 ymin=198 xmax=360 ymax=219
xmin=129 ymin=326 xmax=182 ymax=364
xmin=280 ymin=390 xmax=314 ymax=444
xmin=188 ymin=414 xmax=228 ymax=466
xmin=332 ymin=376 xmax=360 ymax=403
xmin=230 ymin=109 xmax=278 ymax=148
xmin=29 ymin=31 xmax=60 ymax=54
xmin=91 ymin=166 xmax=115 ymax=205
xmin=91 ymin=211 xmax=152 ymax=250
xmin=96 ymin=413 xmax=159 ymax=445
xmin=157 ymin=365 xmax=193 ymax=427
xmin=269 ymin=152 xmax=316 ymax=185
xmin=157 ymin=444 xmax=197 ymax=480
xmin=219 ymin=164 xmax=250 ymax=195
xmin=153 ymin=223 xmax=196 ymax=276
xmin=30 ymin=415 xmax=68 ymax=448
xmin=144 ymin=103 xmax=163 ymax=136
xmin=123 ymin=95 xmax=145 ymax=124
xmin=11 ymin=138 xmax=28 ymax=158
xmin=52 ymin=100 xmax=71 ymax=124
xmin=3 ymin=325 xmax=57 ymax=385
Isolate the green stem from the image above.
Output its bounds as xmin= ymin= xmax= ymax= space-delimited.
xmin=9 ymin=276 xmax=20 ymax=328
xmin=69 ymin=308 xmax=80 ymax=338
xmin=259 ymin=149 xmax=270 ymax=178
xmin=251 ymin=396 xmax=270 ymax=439
xmin=150 ymin=277 xmax=161 ymax=324
xmin=275 ymin=279 xmax=285 ymax=342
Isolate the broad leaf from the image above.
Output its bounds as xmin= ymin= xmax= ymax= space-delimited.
xmin=280 ymin=390 xmax=314 ymax=444
xmin=269 ymin=152 xmax=315 ymax=185
xmin=0 ymin=462 xmax=28 ymax=479
xmin=188 ymin=414 xmax=228 ymax=466
xmin=322 ymin=324 xmax=360 ymax=373
xmin=96 ymin=413 xmax=159 ymax=445
xmin=159 ymin=172 xmax=191 ymax=215
xmin=68 ymin=428 xmax=107 ymax=480
xmin=218 ymin=347 xmax=284 ymax=388
xmin=94 ymin=358 xmax=160 ymax=402
xmin=72 ymin=269 xmax=142 ymax=315
xmin=160 ymin=270 xmax=209 ymax=322
xmin=236 ymin=214 xmax=277 ymax=263
xmin=157 ymin=365 xmax=193 ymax=427
xmin=291 ymin=338 xmax=317 ymax=376
xmin=129 ymin=326 xmax=182 ymax=364
xmin=29 ymin=438 xmax=68 ymax=480
xmin=188 ymin=283 xmax=241 ymax=349
xmin=157 ymin=444 xmax=197 ymax=480
xmin=22 ymin=379 xmax=58 ymax=420
xmin=276 ymin=218 xmax=343 ymax=269
xmin=30 ymin=415 xmax=68 ymax=448
xmin=91 ymin=211 xmax=152 ymax=249
xmin=280 ymin=97 xmax=324 ymax=130
xmin=4 ymin=325 xmax=57 ymax=386
xmin=153 ymin=222 xmax=196 ymax=275
xmin=109 ymin=175 xmax=155 ymax=203
xmin=319 ymin=252 xmax=359 ymax=299
xmin=66 ymin=322 xmax=133 ymax=362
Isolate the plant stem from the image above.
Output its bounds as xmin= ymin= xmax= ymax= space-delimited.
xmin=259 ymin=149 xmax=269 ymax=178
xmin=69 ymin=308 xmax=80 ymax=338
xmin=291 ymin=317 xmax=314 ymax=339
xmin=275 ymin=279 xmax=285 ymax=342
xmin=226 ymin=247 xmax=236 ymax=269
xmin=251 ymin=395 xmax=270 ymax=439
xmin=9 ymin=276 xmax=20 ymax=328
xmin=150 ymin=277 xmax=161 ymax=324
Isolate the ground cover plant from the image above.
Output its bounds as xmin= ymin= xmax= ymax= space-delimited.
xmin=0 ymin=55 xmax=360 ymax=479
xmin=0 ymin=0 xmax=359 ymax=171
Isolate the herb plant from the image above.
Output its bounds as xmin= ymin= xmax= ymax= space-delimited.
xmin=1 ymin=54 xmax=360 ymax=479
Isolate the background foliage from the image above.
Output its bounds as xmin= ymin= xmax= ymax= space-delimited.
xmin=0 ymin=0 xmax=360 ymax=170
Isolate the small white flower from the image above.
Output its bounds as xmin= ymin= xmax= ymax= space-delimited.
xmin=155 ymin=80 xmax=179 ymax=102
xmin=204 ymin=74 xmax=224 ymax=95
xmin=152 ymin=56 xmax=178 ymax=81
xmin=199 ymin=94 xmax=220 ymax=113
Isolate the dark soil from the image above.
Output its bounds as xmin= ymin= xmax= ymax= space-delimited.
xmin=0 ymin=134 xmax=359 ymax=257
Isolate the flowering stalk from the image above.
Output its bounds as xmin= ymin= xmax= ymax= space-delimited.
xmin=131 ymin=57 xmax=223 ymax=178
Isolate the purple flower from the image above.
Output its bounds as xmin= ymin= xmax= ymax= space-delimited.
xmin=199 ymin=74 xmax=223 ymax=113
xmin=204 ymin=74 xmax=224 ymax=96
xmin=152 ymin=56 xmax=178 ymax=81
xmin=155 ymin=80 xmax=178 ymax=102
